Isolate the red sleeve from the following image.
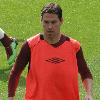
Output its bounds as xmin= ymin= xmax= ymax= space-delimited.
xmin=8 ymin=41 xmax=30 ymax=97
xmin=76 ymin=47 xmax=93 ymax=81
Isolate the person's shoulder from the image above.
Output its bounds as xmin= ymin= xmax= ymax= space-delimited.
xmin=27 ymin=33 xmax=41 ymax=48
xmin=69 ymin=37 xmax=80 ymax=45
xmin=62 ymin=34 xmax=80 ymax=43
xmin=27 ymin=33 xmax=40 ymax=41
xmin=70 ymin=37 xmax=80 ymax=53
xmin=63 ymin=34 xmax=80 ymax=52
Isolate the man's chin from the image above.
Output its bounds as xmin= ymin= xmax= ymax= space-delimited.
xmin=46 ymin=34 xmax=53 ymax=39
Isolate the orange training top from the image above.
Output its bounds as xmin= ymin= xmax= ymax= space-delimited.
xmin=25 ymin=33 xmax=80 ymax=100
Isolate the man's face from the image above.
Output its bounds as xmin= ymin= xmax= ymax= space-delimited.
xmin=41 ymin=13 xmax=63 ymax=39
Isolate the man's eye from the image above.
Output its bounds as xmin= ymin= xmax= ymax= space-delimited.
xmin=44 ymin=21 xmax=49 ymax=24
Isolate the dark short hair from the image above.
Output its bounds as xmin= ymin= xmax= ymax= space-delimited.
xmin=41 ymin=3 xmax=62 ymax=21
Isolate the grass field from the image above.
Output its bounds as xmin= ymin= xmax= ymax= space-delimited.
xmin=0 ymin=0 xmax=100 ymax=100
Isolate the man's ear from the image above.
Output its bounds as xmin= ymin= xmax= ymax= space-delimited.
xmin=40 ymin=15 xmax=42 ymax=22
xmin=60 ymin=18 xmax=63 ymax=25
xmin=40 ymin=17 xmax=43 ymax=24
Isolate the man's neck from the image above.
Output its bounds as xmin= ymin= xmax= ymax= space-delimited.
xmin=43 ymin=33 xmax=61 ymax=44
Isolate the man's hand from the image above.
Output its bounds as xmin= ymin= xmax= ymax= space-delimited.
xmin=8 ymin=97 xmax=14 ymax=100
xmin=83 ymin=78 xmax=93 ymax=100
xmin=85 ymin=94 xmax=93 ymax=100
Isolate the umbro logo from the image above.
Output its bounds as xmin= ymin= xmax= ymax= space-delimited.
xmin=45 ymin=57 xmax=65 ymax=64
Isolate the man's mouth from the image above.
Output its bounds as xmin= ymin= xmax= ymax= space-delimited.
xmin=47 ymin=30 xmax=54 ymax=33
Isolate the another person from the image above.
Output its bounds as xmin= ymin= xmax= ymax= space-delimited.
xmin=0 ymin=28 xmax=18 ymax=66
xmin=8 ymin=3 xmax=93 ymax=100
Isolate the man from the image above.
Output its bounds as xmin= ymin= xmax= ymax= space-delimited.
xmin=8 ymin=3 xmax=93 ymax=100
xmin=0 ymin=28 xmax=18 ymax=66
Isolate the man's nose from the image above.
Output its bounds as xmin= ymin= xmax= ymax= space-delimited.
xmin=48 ymin=23 xmax=53 ymax=29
